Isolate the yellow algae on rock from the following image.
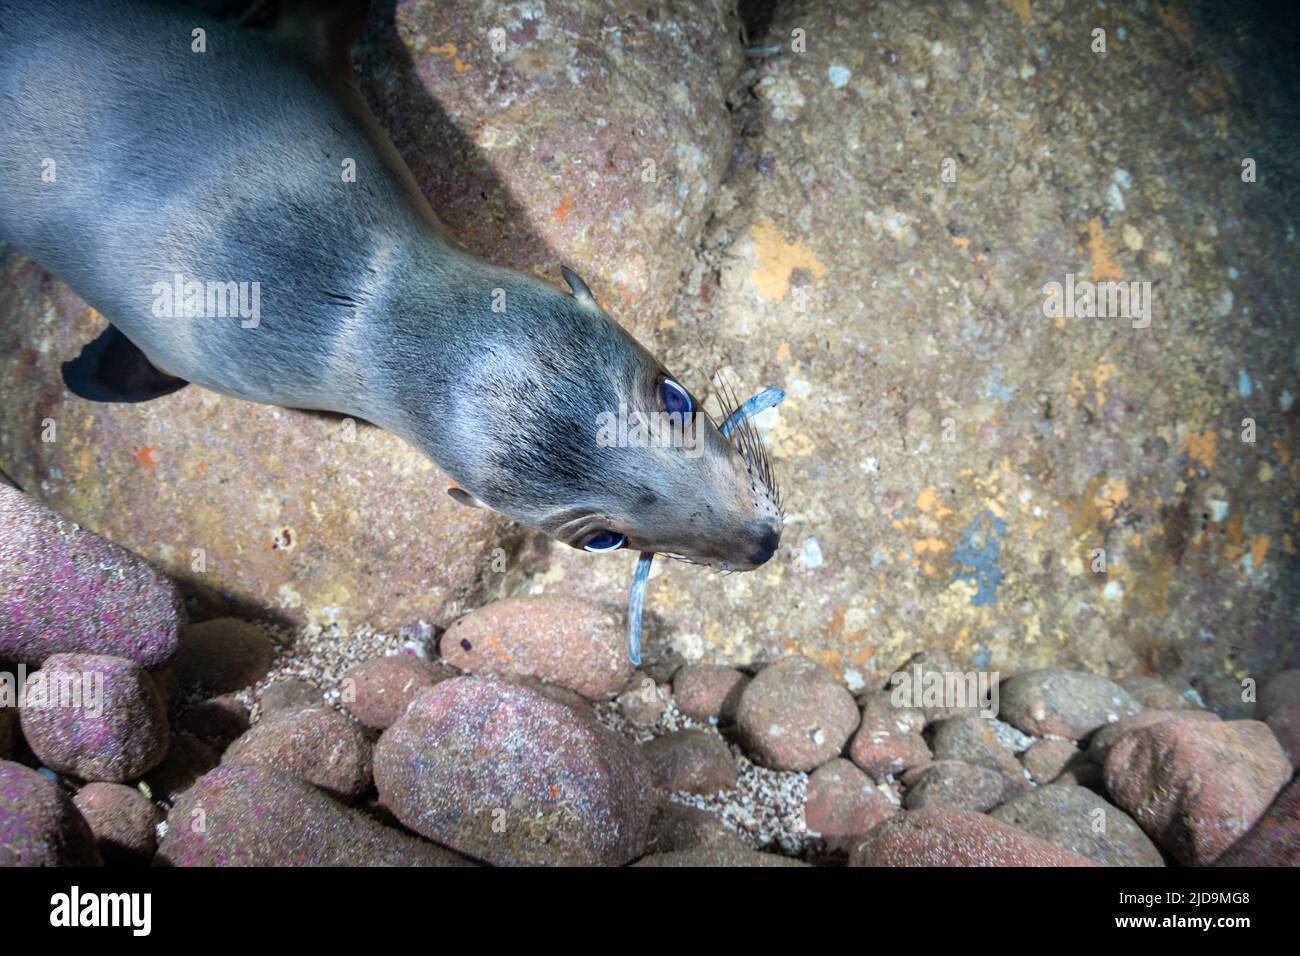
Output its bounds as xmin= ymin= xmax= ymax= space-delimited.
xmin=749 ymin=219 xmax=827 ymax=301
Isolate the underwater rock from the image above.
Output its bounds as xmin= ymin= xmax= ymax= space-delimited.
xmin=616 ymin=671 xmax=670 ymax=725
xmin=72 ymin=782 xmax=163 ymax=867
xmin=171 ymin=619 xmax=277 ymax=697
xmin=850 ymin=808 xmax=1096 ymax=867
xmin=1086 ymin=708 xmax=1220 ymax=765
xmin=645 ymin=802 xmax=744 ymax=855
xmin=342 ymin=653 xmax=456 ymax=730
xmin=848 ymin=692 xmax=931 ymax=783
xmin=1260 ymin=670 xmax=1300 ymax=717
xmin=642 ymin=729 xmax=736 ymax=794
xmin=1019 ymin=738 xmax=1082 ymax=784
xmin=736 ymin=656 xmax=859 ymax=772
xmin=19 ymin=654 xmax=169 ymax=783
xmin=805 ymin=757 xmax=897 ymax=853
xmin=0 ymin=760 xmax=102 ymax=866
xmin=999 ymin=669 xmax=1143 ymax=740
xmin=1119 ymin=675 xmax=1203 ymax=712
xmin=354 ymin=0 xmax=742 ymax=340
xmin=0 ymin=484 xmax=183 ymax=668
xmin=1104 ymin=718 xmax=1291 ymax=865
xmin=902 ymin=760 xmax=1005 ymax=813
xmin=929 ymin=716 xmax=1028 ymax=801
xmin=672 ymin=665 xmax=750 ymax=724
xmin=1215 ymin=776 xmax=1300 ymax=867
xmin=440 ymin=595 xmax=631 ymax=701
xmin=374 ymin=677 xmax=656 ymax=866
xmin=1265 ymin=703 xmax=1300 ymax=769
xmin=259 ymin=678 xmax=323 ymax=715
xmin=991 ymin=783 xmax=1164 ymax=867
xmin=157 ymin=764 xmax=470 ymax=867
xmin=0 ymin=704 xmax=13 ymax=760
xmin=222 ymin=707 xmax=373 ymax=803
xmin=633 ymin=847 xmax=810 ymax=867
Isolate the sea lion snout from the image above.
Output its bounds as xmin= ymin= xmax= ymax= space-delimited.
xmin=749 ymin=522 xmax=782 ymax=566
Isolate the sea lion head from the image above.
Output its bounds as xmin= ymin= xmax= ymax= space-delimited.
xmin=435 ymin=267 xmax=784 ymax=571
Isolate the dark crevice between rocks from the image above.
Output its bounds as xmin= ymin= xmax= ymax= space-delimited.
xmin=737 ymin=0 xmax=780 ymax=50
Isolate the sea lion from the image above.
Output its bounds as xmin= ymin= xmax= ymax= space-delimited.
xmin=0 ymin=0 xmax=783 ymax=573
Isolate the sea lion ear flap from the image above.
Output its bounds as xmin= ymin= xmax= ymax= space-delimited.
xmin=561 ymin=266 xmax=598 ymax=307
xmin=446 ymin=485 xmax=485 ymax=509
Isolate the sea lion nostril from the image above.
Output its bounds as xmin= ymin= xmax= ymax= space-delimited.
xmin=750 ymin=525 xmax=782 ymax=565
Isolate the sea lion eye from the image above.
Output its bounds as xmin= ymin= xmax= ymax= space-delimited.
xmin=583 ymin=531 xmax=627 ymax=553
xmin=659 ymin=378 xmax=692 ymax=416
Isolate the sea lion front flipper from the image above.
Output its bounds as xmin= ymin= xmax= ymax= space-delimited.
xmin=61 ymin=326 xmax=188 ymax=404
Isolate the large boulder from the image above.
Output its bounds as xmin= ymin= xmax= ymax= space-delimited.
xmin=0 ymin=484 xmax=183 ymax=667
xmin=374 ymin=677 xmax=657 ymax=865
xmin=156 ymin=764 xmax=470 ymax=866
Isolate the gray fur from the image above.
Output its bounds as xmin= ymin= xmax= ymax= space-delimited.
xmin=0 ymin=0 xmax=783 ymax=569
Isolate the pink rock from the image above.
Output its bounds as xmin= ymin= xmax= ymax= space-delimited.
xmin=849 ymin=701 xmax=931 ymax=783
xmin=374 ymin=678 xmax=656 ymax=865
xmin=1087 ymin=708 xmax=1220 ymax=765
xmin=19 ymin=654 xmax=169 ymax=782
xmin=0 ymin=485 xmax=183 ymax=668
xmin=354 ymin=0 xmax=742 ymax=341
xmin=1265 ymin=702 xmax=1300 ymax=769
xmin=440 ymin=596 xmax=631 ymax=701
xmin=805 ymin=758 xmax=897 ymax=853
xmin=617 ymin=672 xmax=670 ymax=725
xmin=0 ymin=759 xmax=102 ymax=866
xmin=850 ymin=808 xmax=1097 ymax=867
xmin=342 ymin=654 xmax=454 ymax=730
xmin=736 ymin=656 xmax=860 ymax=772
xmin=646 ymin=803 xmax=743 ymax=855
xmin=222 ymin=708 xmax=373 ymax=802
xmin=1216 ymin=776 xmax=1300 ymax=867
xmin=73 ymin=782 xmax=163 ymax=866
xmin=672 ymin=665 xmax=750 ymax=723
xmin=1105 ymin=719 xmax=1292 ymax=865
xmin=157 ymin=764 xmax=470 ymax=867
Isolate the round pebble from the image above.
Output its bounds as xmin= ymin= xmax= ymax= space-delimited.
xmin=736 ymin=656 xmax=860 ymax=772
xmin=999 ymin=668 xmax=1142 ymax=739
xmin=260 ymin=678 xmax=322 ymax=714
xmin=642 ymin=729 xmax=737 ymax=794
xmin=222 ymin=707 xmax=373 ymax=802
xmin=440 ymin=595 xmax=632 ymax=700
xmin=342 ymin=654 xmax=453 ymax=730
xmin=19 ymin=654 xmax=169 ymax=782
xmin=805 ymin=757 xmax=897 ymax=853
xmin=903 ymin=760 xmax=1005 ymax=812
xmin=672 ymin=665 xmax=750 ymax=724
xmin=72 ymin=782 xmax=164 ymax=866
xmin=0 ymin=759 xmax=101 ymax=866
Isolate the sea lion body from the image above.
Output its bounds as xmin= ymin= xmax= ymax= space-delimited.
xmin=0 ymin=0 xmax=783 ymax=570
